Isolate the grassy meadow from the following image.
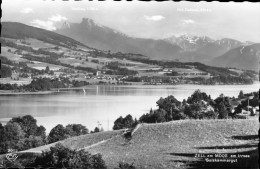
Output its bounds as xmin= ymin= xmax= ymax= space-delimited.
xmin=21 ymin=118 xmax=259 ymax=169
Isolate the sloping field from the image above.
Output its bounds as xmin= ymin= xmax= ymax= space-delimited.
xmin=23 ymin=119 xmax=258 ymax=169
xmin=21 ymin=129 xmax=124 ymax=153
xmin=85 ymin=119 xmax=258 ymax=169
xmin=1 ymin=47 xmax=28 ymax=62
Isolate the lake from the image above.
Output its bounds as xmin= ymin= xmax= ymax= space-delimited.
xmin=0 ymin=83 xmax=259 ymax=133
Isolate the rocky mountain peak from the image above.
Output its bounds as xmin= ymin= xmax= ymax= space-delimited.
xmin=61 ymin=21 xmax=70 ymax=29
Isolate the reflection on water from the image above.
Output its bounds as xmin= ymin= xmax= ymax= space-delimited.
xmin=0 ymin=83 xmax=259 ymax=132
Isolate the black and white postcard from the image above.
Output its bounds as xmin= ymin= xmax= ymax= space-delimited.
xmin=0 ymin=1 xmax=259 ymax=169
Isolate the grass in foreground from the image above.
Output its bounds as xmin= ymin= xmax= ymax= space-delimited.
xmin=22 ymin=119 xmax=258 ymax=169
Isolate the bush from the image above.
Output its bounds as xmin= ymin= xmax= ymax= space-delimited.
xmin=31 ymin=143 xmax=107 ymax=169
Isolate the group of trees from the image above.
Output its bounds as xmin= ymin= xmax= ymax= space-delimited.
xmin=138 ymin=90 xmax=246 ymax=123
xmin=0 ymin=77 xmax=90 ymax=91
xmin=105 ymin=62 xmax=138 ymax=76
xmin=0 ymin=115 xmax=46 ymax=154
xmin=0 ymin=115 xmax=92 ymax=155
xmin=48 ymin=124 xmax=89 ymax=143
xmin=191 ymin=75 xmax=253 ymax=85
xmin=113 ymin=115 xmax=138 ymax=130
xmin=113 ymin=90 xmax=259 ymax=129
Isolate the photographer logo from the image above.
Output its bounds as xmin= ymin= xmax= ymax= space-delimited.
xmin=5 ymin=149 xmax=18 ymax=162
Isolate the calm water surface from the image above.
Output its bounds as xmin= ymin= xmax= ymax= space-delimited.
xmin=0 ymin=83 xmax=259 ymax=132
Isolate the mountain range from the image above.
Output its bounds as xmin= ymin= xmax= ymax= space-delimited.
xmin=1 ymin=20 xmax=259 ymax=71
xmin=56 ymin=18 xmax=182 ymax=60
xmin=56 ymin=18 xmax=260 ymax=71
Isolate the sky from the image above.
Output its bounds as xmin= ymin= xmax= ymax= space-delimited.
xmin=2 ymin=0 xmax=260 ymax=42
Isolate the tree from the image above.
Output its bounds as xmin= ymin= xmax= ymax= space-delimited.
xmin=0 ymin=123 xmax=4 ymax=143
xmin=0 ymin=122 xmax=25 ymax=154
xmin=94 ymin=127 xmax=100 ymax=133
xmin=156 ymin=95 xmax=181 ymax=113
xmin=0 ymin=116 xmax=47 ymax=154
xmin=65 ymin=124 xmax=88 ymax=136
xmin=17 ymin=136 xmax=46 ymax=150
xmin=187 ymin=90 xmax=211 ymax=104
xmin=238 ymin=90 xmax=244 ymax=99
xmin=166 ymin=107 xmax=173 ymax=121
xmin=123 ymin=115 xmax=135 ymax=128
xmin=48 ymin=124 xmax=69 ymax=144
xmin=2 ymin=122 xmax=25 ymax=141
xmin=45 ymin=66 xmax=50 ymax=73
xmin=10 ymin=115 xmax=39 ymax=137
xmin=31 ymin=143 xmax=107 ymax=169
xmin=154 ymin=109 xmax=167 ymax=123
xmin=36 ymin=125 xmax=46 ymax=139
xmin=218 ymin=102 xmax=229 ymax=119
xmin=113 ymin=116 xmax=124 ymax=130
xmin=113 ymin=114 xmax=135 ymax=130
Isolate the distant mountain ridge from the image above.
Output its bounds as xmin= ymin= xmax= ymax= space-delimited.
xmin=1 ymin=21 xmax=259 ymax=71
xmin=209 ymin=43 xmax=260 ymax=71
xmin=165 ymin=35 xmax=251 ymax=63
xmin=1 ymin=22 xmax=91 ymax=49
xmin=56 ymin=18 xmax=182 ymax=59
xmin=55 ymin=18 xmax=258 ymax=71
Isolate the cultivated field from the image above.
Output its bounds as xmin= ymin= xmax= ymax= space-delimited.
xmin=1 ymin=47 xmax=28 ymax=62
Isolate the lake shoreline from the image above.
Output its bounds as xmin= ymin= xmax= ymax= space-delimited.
xmin=0 ymin=81 xmax=259 ymax=95
xmin=0 ymin=90 xmax=57 ymax=95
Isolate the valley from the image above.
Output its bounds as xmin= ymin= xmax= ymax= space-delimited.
xmin=0 ymin=22 xmax=258 ymax=92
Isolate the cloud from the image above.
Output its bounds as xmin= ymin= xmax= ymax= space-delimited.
xmin=48 ymin=14 xmax=67 ymax=22
xmin=31 ymin=20 xmax=56 ymax=31
xmin=30 ymin=14 xmax=67 ymax=31
xmin=144 ymin=15 xmax=165 ymax=21
xmin=182 ymin=19 xmax=195 ymax=24
xmin=71 ymin=7 xmax=86 ymax=11
xmin=20 ymin=8 xmax=34 ymax=14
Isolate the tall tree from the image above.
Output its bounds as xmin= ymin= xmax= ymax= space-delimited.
xmin=238 ymin=90 xmax=244 ymax=99
xmin=45 ymin=66 xmax=50 ymax=73
xmin=218 ymin=102 xmax=229 ymax=119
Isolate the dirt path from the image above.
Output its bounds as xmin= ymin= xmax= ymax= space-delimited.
xmin=77 ymin=137 xmax=114 ymax=151
xmin=131 ymin=123 xmax=143 ymax=136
